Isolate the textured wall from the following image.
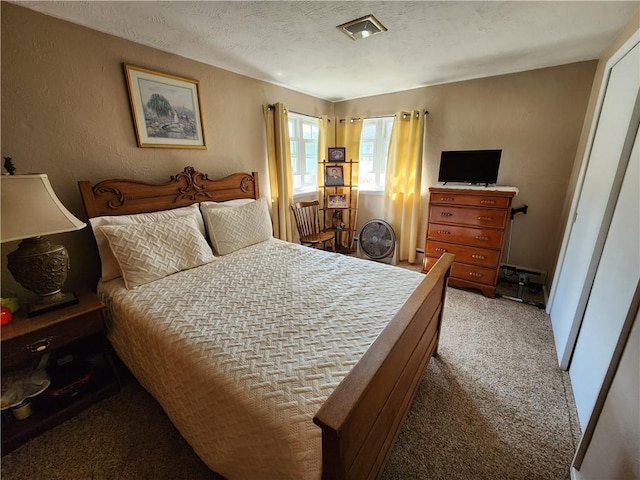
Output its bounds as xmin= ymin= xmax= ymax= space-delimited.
xmin=1 ymin=2 xmax=597 ymax=301
xmin=1 ymin=3 xmax=332 ymax=300
xmin=335 ymin=61 xmax=597 ymax=281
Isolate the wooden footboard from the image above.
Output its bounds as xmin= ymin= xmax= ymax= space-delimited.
xmin=313 ymin=252 xmax=454 ymax=480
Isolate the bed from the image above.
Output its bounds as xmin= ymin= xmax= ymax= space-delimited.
xmin=78 ymin=167 xmax=454 ymax=480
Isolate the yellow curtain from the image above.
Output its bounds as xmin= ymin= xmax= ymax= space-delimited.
xmin=383 ymin=110 xmax=426 ymax=263
xmin=335 ymin=117 xmax=363 ymax=250
xmin=263 ymin=103 xmax=294 ymax=242
xmin=317 ymin=115 xmax=332 ymax=192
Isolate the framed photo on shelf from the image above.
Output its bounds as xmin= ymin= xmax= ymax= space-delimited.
xmin=327 ymin=194 xmax=348 ymax=209
xmin=328 ymin=147 xmax=346 ymax=162
xmin=124 ymin=64 xmax=206 ymax=149
xmin=325 ymin=165 xmax=344 ymax=186
xmin=332 ymin=210 xmax=346 ymax=230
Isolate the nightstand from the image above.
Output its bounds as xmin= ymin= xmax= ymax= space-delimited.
xmin=1 ymin=288 xmax=120 ymax=454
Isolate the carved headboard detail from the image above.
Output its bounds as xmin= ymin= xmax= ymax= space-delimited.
xmin=78 ymin=167 xmax=259 ymax=219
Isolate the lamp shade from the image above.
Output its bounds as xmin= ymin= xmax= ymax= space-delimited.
xmin=1 ymin=174 xmax=86 ymax=243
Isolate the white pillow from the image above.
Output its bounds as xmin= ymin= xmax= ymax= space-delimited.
xmin=199 ymin=198 xmax=255 ymax=209
xmin=89 ymin=204 xmax=205 ymax=281
xmin=201 ymin=197 xmax=272 ymax=256
xmin=100 ymin=215 xmax=215 ymax=289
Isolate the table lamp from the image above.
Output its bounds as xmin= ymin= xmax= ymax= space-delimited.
xmin=1 ymin=173 xmax=86 ymax=316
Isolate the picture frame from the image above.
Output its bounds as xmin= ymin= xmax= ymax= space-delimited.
xmin=325 ymin=165 xmax=345 ymax=186
xmin=124 ymin=64 xmax=206 ymax=149
xmin=327 ymin=194 xmax=348 ymax=209
xmin=328 ymin=147 xmax=346 ymax=162
xmin=332 ymin=210 xmax=346 ymax=230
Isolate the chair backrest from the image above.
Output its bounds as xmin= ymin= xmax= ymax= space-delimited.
xmin=291 ymin=200 xmax=322 ymax=239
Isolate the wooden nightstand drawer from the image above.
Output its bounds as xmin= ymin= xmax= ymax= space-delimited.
xmin=2 ymin=310 xmax=103 ymax=367
xmin=429 ymin=205 xmax=508 ymax=229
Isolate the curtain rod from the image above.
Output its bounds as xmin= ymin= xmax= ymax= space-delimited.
xmin=340 ymin=110 xmax=430 ymax=122
xmin=268 ymin=104 xmax=429 ymax=119
xmin=267 ymin=104 xmax=324 ymax=119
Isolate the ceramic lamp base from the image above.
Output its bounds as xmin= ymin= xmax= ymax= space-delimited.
xmin=7 ymin=236 xmax=78 ymax=317
xmin=26 ymin=291 xmax=79 ymax=317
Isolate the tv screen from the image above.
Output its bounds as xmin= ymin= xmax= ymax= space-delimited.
xmin=437 ymin=150 xmax=501 ymax=185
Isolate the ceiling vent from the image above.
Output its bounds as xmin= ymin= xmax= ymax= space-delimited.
xmin=337 ymin=14 xmax=387 ymax=41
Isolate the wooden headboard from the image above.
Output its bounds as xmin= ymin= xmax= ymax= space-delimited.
xmin=78 ymin=167 xmax=259 ymax=219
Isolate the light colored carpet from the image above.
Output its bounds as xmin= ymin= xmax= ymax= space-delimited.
xmin=1 ymin=286 xmax=580 ymax=479
xmin=381 ymin=286 xmax=580 ymax=479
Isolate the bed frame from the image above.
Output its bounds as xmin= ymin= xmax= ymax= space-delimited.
xmin=78 ymin=166 xmax=454 ymax=480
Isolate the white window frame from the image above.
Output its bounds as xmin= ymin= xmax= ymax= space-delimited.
xmin=288 ymin=112 xmax=320 ymax=195
xmin=359 ymin=117 xmax=394 ymax=192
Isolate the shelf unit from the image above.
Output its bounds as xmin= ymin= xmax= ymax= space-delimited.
xmin=320 ymin=159 xmax=358 ymax=253
xmin=1 ymin=338 xmax=120 ymax=454
xmin=1 ymin=288 xmax=121 ymax=454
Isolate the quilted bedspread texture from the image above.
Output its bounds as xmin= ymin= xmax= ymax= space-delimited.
xmin=99 ymin=239 xmax=424 ymax=479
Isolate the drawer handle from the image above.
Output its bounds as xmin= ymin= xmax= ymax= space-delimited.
xmin=435 ymin=247 xmax=448 ymax=253
xmin=28 ymin=337 xmax=53 ymax=353
xmin=440 ymin=197 xmax=454 ymax=201
xmin=471 ymin=254 xmax=486 ymax=260
xmin=437 ymin=230 xmax=451 ymax=235
xmin=440 ymin=212 xmax=453 ymax=217
xmin=469 ymin=272 xmax=483 ymax=278
xmin=477 ymin=216 xmax=493 ymax=221
xmin=480 ymin=200 xmax=496 ymax=205
xmin=475 ymin=235 xmax=489 ymax=241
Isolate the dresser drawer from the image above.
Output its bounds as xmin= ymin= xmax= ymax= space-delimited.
xmin=450 ymin=262 xmax=498 ymax=286
xmin=427 ymin=223 xmax=504 ymax=249
xmin=1 ymin=310 xmax=104 ymax=367
xmin=429 ymin=192 xmax=512 ymax=209
xmin=424 ymin=256 xmax=497 ymax=286
xmin=429 ymin=205 xmax=507 ymax=229
xmin=425 ymin=241 xmax=500 ymax=268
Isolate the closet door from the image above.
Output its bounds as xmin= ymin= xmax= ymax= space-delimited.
xmin=570 ymin=129 xmax=639 ymax=429
xmin=548 ymin=42 xmax=640 ymax=367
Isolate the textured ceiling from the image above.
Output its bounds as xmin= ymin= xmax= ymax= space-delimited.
xmin=13 ymin=1 xmax=639 ymax=101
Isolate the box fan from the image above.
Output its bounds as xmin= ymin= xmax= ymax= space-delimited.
xmin=357 ymin=219 xmax=398 ymax=265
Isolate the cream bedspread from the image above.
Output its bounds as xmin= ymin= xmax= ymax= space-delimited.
xmin=98 ymin=239 xmax=424 ymax=479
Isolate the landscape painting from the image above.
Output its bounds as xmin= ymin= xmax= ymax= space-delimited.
xmin=124 ymin=64 xmax=206 ymax=149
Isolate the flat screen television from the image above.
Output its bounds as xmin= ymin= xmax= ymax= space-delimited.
xmin=438 ymin=149 xmax=501 ymax=186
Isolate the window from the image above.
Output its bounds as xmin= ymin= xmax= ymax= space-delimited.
xmin=359 ymin=117 xmax=394 ymax=191
xmin=288 ymin=112 xmax=319 ymax=194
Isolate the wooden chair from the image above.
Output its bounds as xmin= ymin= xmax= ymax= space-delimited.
xmin=291 ymin=200 xmax=335 ymax=251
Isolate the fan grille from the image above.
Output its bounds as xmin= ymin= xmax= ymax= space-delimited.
xmin=359 ymin=220 xmax=396 ymax=259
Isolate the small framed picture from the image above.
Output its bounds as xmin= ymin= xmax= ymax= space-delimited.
xmin=325 ymin=165 xmax=344 ymax=186
xmin=328 ymin=147 xmax=346 ymax=162
xmin=332 ymin=210 xmax=346 ymax=230
xmin=327 ymin=194 xmax=348 ymax=209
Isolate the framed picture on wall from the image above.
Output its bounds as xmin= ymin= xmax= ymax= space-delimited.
xmin=325 ymin=165 xmax=344 ymax=186
xmin=327 ymin=194 xmax=348 ymax=209
xmin=328 ymin=147 xmax=346 ymax=162
xmin=124 ymin=64 xmax=207 ymax=149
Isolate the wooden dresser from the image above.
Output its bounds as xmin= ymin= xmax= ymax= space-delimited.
xmin=422 ymin=186 xmax=517 ymax=297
